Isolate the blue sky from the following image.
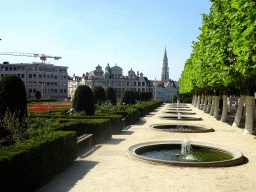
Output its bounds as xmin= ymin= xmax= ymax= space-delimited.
xmin=0 ymin=0 xmax=212 ymax=81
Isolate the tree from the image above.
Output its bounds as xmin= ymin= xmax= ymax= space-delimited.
xmin=120 ymin=89 xmax=135 ymax=105
xmin=72 ymin=85 xmax=95 ymax=115
xmin=134 ymin=90 xmax=140 ymax=102
xmin=105 ymin=86 xmax=116 ymax=105
xmin=35 ymin=90 xmax=41 ymax=100
xmin=92 ymin=86 xmax=106 ymax=105
xmin=0 ymin=75 xmax=27 ymax=138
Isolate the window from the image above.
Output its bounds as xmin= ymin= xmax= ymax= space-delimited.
xmin=13 ymin=67 xmax=16 ymax=71
xmin=64 ymin=89 xmax=67 ymax=93
xmin=33 ymin=81 xmax=36 ymax=86
xmin=29 ymin=81 xmax=32 ymax=86
xmin=22 ymin=66 xmax=25 ymax=70
xmin=138 ymin=82 xmax=141 ymax=86
xmin=47 ymin=82 xmax=50 ymax=86
xmin=54 ymin=82 xmax=57 ymax=86
xmin=59 ymin=69 xmax=62 ymax=73
xmin=29 ymin=89 xmax=32 ymax=93
xmin=9 ymin=67 xmax=12 ymax=71
xmin=47 ymin=75 xmax=50 ymax=79
xmin=21 ymin=74 xmax=24 ymax=78
xmin=39 ymin=67 xmax=44 ymax=71
xmin=33 ymin=89 xmax=36 ymax=93
xmin=55 ymin=89 xmax=57 ymax=93
xmin=29 ymin=74 xmax=32 ymax=78
xmin=60 ymin=89 xmax=63 ymax=93
xmin=1 ymin=67 xmax=5 ymax=71
xmin=54 ymin=75 xmax=57 ymax=79
xmin=130 ymin=82 xmax=133 ymax=86
xmin=33 ymin=74 xmax=36 ymax=79
xmin=39 ymin=74 xmax=42 ymax=79
xmin=17 ymin=74 xmax=20 ymax=77
xmin=127 ymin=82 xmax=129 ymax=86
xmin=5 ymin=67 xmax=8 ymax=71
xmin=51 ymin=82 xmax=54 ymax=86
xmin=134 ymin=82 xmax=136 ymax=86
xmin=142 ymin=82 xmax=145 ymax=86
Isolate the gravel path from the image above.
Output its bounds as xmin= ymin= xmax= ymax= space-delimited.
xmin=37 ymin=104 xmax=256 ymax=192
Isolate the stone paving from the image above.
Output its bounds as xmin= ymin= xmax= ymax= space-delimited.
xmin=37 ymin=104 xmax=256 ymax=192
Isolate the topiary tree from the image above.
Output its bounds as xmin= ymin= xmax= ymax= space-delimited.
xmin=120 ymin=89 xmax=136 ymax=105
xmin=134 ymin=90 xmax=140 ymax=102
xmin=72 ymin=85 xmax=95 ymax=115
xmin=35 ymin=90 xmax=41 ymax=100
xmin=0 ymin=75 xmax=27 ymax=138
xmin=92 ymin=86 xmax=106 ymax=105
xmin=105 ymin=86 xmax=116 ymax=105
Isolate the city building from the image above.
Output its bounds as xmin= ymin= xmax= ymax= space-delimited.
xmin=152 ymin=80 xmax=179 ymax=103
xmin=0 ymin=61 xmax=69 ymax=100
xmin=152 ymin=46 xmax=179 ymax=103
xmin=161 ymin=45 xmax=169 ymax=81
xmin=68 ymin=64 xmax=152 ymax=101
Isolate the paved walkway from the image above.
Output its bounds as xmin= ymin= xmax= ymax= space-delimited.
xmin=37 ymin=104 xmax=256 ymax=192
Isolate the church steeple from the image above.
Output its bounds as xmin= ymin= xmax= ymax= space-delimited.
xmin=161 ymin=45 xmax=169 ymax=81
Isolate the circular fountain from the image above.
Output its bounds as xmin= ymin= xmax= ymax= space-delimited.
xmin=127 ymin=139 xmax=244 ymax=167
xmin=158 ymin=114 xmax=202 ymax=121
xmin=163 ymin=111 xmax=196 ymax=115
xmin=166 ymin=108 xmax=192 ymax=111
xmin=150 ymin=124 xmax=214 ymax=133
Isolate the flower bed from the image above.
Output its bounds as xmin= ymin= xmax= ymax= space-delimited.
xmin=27 ymin=101 xmax=72 ymax=112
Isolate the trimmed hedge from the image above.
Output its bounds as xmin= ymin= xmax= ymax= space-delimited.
xmin=0 ymin=131 xmax=77 ymax=191
xmin=28 ymin=114 xmax=124 ymax=135
xmin=56 ymin=118 xmax=112 ymax=144
xmin=111 ymin=107 xmax=140 ymax=125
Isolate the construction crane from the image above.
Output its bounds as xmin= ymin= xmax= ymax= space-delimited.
xmin=0 ymin=52 xmax=61 ymax=64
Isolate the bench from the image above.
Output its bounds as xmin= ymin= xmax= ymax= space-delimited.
xmin=77 ymin=134 xmax=93 ymax=146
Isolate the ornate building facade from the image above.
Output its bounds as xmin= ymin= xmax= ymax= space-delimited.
xmin=68 ymin=64 xmax=152 ymax=101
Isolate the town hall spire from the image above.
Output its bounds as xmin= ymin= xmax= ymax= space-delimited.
xmin=161 ymin=45 xmax=169 ymax=81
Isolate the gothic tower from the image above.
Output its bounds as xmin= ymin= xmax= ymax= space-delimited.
xmin=161 ymin=45 xmax=169 ymax=81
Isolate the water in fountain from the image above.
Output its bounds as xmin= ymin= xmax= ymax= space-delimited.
xmin=177 ymin=99 xmax=179 ymax=107
xmin=180 ymin=138 xmax=197 ymax=160
xmin=178 ymin=112 xmax=182 ymax=119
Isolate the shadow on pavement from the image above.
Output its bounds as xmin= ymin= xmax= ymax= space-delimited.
xmin=36 ymin=160 xmax=99 ymax=192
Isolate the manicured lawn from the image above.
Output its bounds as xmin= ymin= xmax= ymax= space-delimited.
xmin=27 ymin=101 xmax=72 ymax=112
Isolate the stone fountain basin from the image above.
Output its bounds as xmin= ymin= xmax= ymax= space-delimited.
xmin=150 ymin=124 xmax=214 ymax=133
xmin=127 ymin=141 xmax=244 ymax=167
xmin=158 ymin=115 xmax=202 ymax=121
xmin=163 ymin=111 xmax=196 ymax=115
xmin=166 ymin=106 xmax=190 ymax=108
xmin=166 ymin=108 xmax=192 ymax=111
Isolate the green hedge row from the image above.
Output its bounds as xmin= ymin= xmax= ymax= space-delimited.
xmin=29 ymin=114 xmax=124 ymax=135
xmin=56 ymin=118 xmax=112 ymax=144
xmin=0 ymin=131 xmax=77 ymax=191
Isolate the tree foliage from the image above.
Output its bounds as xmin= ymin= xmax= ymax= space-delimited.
xmin=72 ymin=85 xmax=95 ymax=115
xmin=105 ymin=86 xmax=116 ymax=105
xmin=92 ymin=86 xmax=106 ymax=105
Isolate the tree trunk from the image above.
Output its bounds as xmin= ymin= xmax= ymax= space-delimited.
xmin=243 ymin=96 xmax=254 ymax=135
xmin=210 ymin=96 xmax=215 ymax=115
xmin=214 ymin=96 xmax=220 ymax=118
xmin=221 ymin=95 xmax=228 ymax=122
xmin=229 ymin=95 xmax=232 ymax=112
xmin=203 ymin=95 xmax=208 ymax=111
xmin=200 ymin=94 xmax=204 ymax=110
xmin=197 ymin=95 xmax=201 ymax=109
xmin=206 ymin=95 xmax=212 ymax=113
xmin=194 ymin=94 xmax=197 ymax=107
xmin=192 ymin=95 xmax=194 ymax=105
xmin=232 ymin=95 xmax=246 ymax=127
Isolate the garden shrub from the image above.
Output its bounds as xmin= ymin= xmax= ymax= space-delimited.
xmin=134 ymin=90 xmax=140 ymax=102
xmin=92 ymin=85 xmax=106 ymax=105
xmin=0 ymin=75 xmax=27 ymax=138
xmin=0 ymin=131 xmax=77 ymax=191
xmin=105 ymin=86 xmax=116 ymax=105
xmin=72 ymin=85 xmax=94 ymax=115
xmin=57 ymin=118 xmax=112 ymax=144
xmin=35 ymin=90 xmax=41 ymax=100
xmin=120 ymin=89 xmax=135 ymax=105
xmin=170 ymin=95 xmax=178 ymax=103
